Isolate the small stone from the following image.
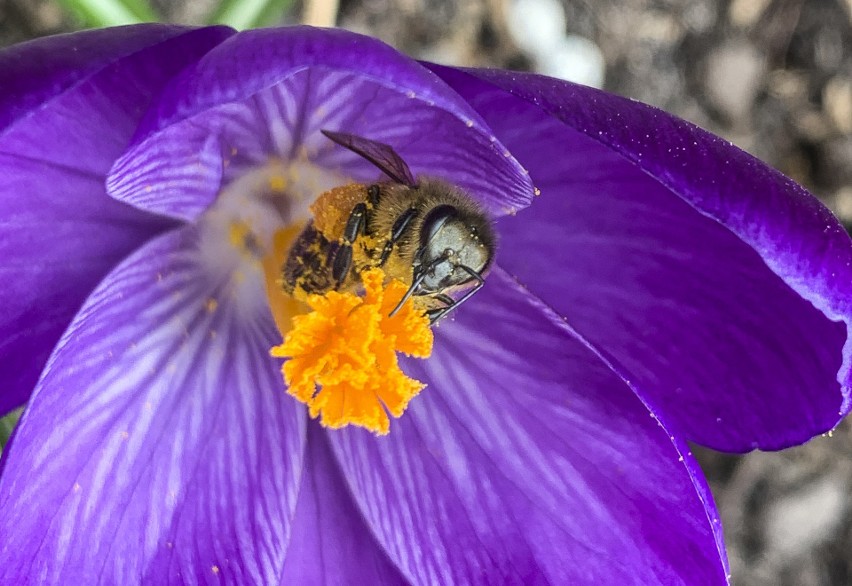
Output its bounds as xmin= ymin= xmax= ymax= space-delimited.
xmin=506 ymin=0 xmax=566 ymax=58
xmin=538 ymin=35 xmax=606 ymax=88
xmin=834 ymin=187 xmax=852 ymax=223
xmin=823 ymin=137 xmax=852 ymax=187
xmin=794 ymin=111 xmax=832 ymax=142
xmin=768 ymin=70 xmax=808 ymax=102
xmin=764 ymin=474 xmax=848 ymax=557
xmin=704 ymin=40 xmax=766 ymax=122
xmin=682 ymin=1 xmax=717 ymax=33
xmin=636 ymin=11 xmax=683 ymax=43
xmin=729 ymin=0 xmax=772 ymax=28
xmin=824 ymin=76 xmax=852 ymax=134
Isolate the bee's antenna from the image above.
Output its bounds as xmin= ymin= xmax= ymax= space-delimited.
xmin=389 ymin=249 xmax=448 ymax=317
xmin=426 ymin=265 xmax=484 ymax=324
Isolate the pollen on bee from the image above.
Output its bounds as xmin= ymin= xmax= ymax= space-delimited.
xmin=261 ymin=225 xmax=309 ymax=334
xmin=269 ymin=267 xmax=433 ymax=435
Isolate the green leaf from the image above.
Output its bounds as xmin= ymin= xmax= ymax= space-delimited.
xmin=210 ymin=0 xmax=295 ymax=29
xmin=0 ymin=407 xmax=23 ymax=454
xmin=58 ymin=0 xmax=159 ymax=27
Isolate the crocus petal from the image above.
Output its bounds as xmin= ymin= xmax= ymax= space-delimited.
xmin=329 ymin=268 xmax=727 ymax=585
xmin=107 ymin=27 xmax=533 ymax=221
xmin=0 ymin=25 xmax=226 ymax=134
xmin=0 ymin=226 xmax=305 ymax=584
xmin=281 ymin=426 xmax=406 ymax=584
xmin=431 ymin=65 xmax=852 ymax=451
xmin=0 ymin=25 xmax=232 ymax=416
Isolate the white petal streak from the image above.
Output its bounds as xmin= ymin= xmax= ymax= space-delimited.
xmin=0 ymin=226 xmax=305 ymax=585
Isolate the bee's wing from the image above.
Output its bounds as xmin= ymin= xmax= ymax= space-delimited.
xmin=321 ymin=130 xmax=417 ymax=187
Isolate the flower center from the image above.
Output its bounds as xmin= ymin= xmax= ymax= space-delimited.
xmin=206 ymin=160 xmax=436 ymax=435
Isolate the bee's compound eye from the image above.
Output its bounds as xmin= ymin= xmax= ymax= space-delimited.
xmin=420 ymin=205 xmax=457 ymax=250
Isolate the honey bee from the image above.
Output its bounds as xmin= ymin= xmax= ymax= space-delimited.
xmin=282 ymin=130 xmax=495 ymax=323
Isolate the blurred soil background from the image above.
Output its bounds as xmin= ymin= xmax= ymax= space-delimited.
xmin=1 ymin=0 xmax=851 ymax=584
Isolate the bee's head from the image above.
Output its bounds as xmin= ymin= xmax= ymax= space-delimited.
xmin=415 ymin=204 xmax=494 ymax=294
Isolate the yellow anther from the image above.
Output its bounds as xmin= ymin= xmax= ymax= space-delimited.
xmin=268 ymin=175 xmax=287 ymax=192
xmin=228 ymin=220 xmax=252 ymax=251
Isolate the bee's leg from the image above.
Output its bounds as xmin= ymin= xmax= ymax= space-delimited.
xmin=332 ymin=202 xmax=367 ymax=285
xmin=367 ymin=184 xmax=381 ymax=206
xmin=388 ymin=258 xmax=437 ymax=317
xmin=388 ymin=253 xmax=449 ymax=318
xmin=432 ymin=293 xmax=455 ymax=307
xmin=379 ymin=207 xmax=418 ymax=265
xmin=426 ymin=266 xmax=485 ymax=324
xmin=282 ymin=222 xmax=337 ymax=295
xmin=424 ymin=294 xmax=456 ymax=322
xmin=425 ymin=308 xmax=448 ymax=323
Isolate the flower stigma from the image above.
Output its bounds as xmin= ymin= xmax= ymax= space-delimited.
xmin=269 ymin=265 xmax=434 ymax=436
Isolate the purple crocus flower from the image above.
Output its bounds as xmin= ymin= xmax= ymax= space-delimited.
xmin=1 ymin=24 xmax=850 ymax=584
